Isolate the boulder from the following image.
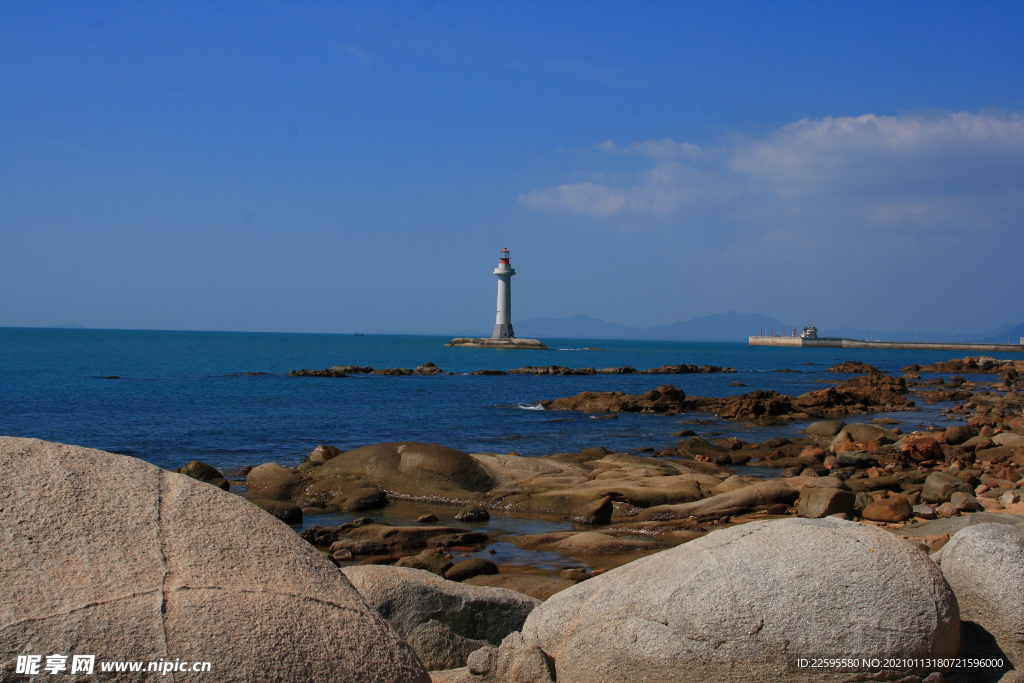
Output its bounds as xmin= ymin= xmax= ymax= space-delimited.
xmin=477 ymin=517 xmax=959 ymax=683
xmin=827 ymin=361 xmax=881 ymax=374
xmin=246 ymin=462 xmax=299 ymax=500
xmin=0 ymin=437 xmax=429 ymax=683
xmin=861 ymin=495 xmax=913 ymax=523
xmin=937 ymin=524 xmax=1024 ymax=668
xmin=943 ymin=425 xmax=975 ymax=446
xmin=638 ymin=480 xmax=799 ymax=520
xmin=993 ymin=433 xmax=1024 ymax=449
xmin=176 ymin=460 xmax=230 ymax=490
xmin=396 ymin=548 xmax=454 ymax=576
xmin=446 ymin=559 xmax=500 ymax=583
xmin=922 ymin=472 xmax=976 ymax=503
xmin=342 ymin=566 xmax=539 ymax=671
xmin=309 ymin=444 xmax=344 ymax=465
xmin=806 ymin=420 xmax=847 ymax=438
xmin=455 ymin=506 xmax=491 ymax=522
xmin=797 ymin=488 xmax=856 ymax=519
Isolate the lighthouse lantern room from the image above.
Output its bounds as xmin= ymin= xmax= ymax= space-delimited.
xmin=491 ymin=248 xmax=516 ymax=339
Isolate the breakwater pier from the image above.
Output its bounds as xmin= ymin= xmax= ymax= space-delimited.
xmin=749 ymin=335 xmax=1024 ymax=352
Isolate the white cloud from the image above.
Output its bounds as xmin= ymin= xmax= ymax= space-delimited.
xmin=520 ymin=110 xmax=1024 ymax=233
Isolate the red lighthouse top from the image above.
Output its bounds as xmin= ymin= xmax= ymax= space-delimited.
xmin=499 ymin=248 xmax=510 ymax=264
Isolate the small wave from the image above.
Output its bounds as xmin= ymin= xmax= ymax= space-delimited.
xmin=517 ymin=403 xmax=545 ymax=411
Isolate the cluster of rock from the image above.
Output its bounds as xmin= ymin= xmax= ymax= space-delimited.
xmin=289 ymin=362 xmax=736 ymax=377
xmin=540 ymin=371 xmax=915 ymax=422
xmin=915 ymin=356 xmax=1024 ymax=376
xmin=431 ymin=518 xmax=1024 ymax=683
xmin=7 ymin=434 xmax=1024 ymax=681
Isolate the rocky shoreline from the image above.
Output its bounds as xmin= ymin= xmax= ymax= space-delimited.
xmin=5 ymin=356 xmax=1024 ymax=682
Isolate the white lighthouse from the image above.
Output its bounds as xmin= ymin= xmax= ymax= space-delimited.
xmin=492 ymin=248 xmax=515 ymax=339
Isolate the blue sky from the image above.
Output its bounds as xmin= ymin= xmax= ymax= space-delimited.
xmin=2 ymin=1 xmax=1022 ymax=335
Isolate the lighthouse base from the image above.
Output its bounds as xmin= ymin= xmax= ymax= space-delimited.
xmin=445 ymin=337 xmax=548 ymax=350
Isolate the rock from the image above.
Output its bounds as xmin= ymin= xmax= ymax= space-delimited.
xmin=485 ymin=517 xmax=959 ymax=683
xmin=415 ymin=362 xmax=444 ymax=375
xmin=0 ymin=437 xmax=429 ymax=683
xmin=861 ymin=495 xmax=913 ymax=523
xmin=827 ymin=361 xmax=881 ymax=374
xmin=247 ymin=497 xmax=303 ymax=524
xmin=570 ymin=496 xmax=612 ymax=525
xmin=331 ymin=539 xmax=389 ymax=556
xmin=333 ymin=486 xmax=388 ymax=512
xmin=950 ymin=491 xmax=981 ymax=511
xmin=445 ymin=559 xmax=499 ymax=582
xmin=176 ymin=460 xmax=230 ymax=490
xmin=935 ymin=502 xmax=960 ymax=518
xmin=835 ymin=451 xmax=877 ymax=468
xmin=994 ymin=433 xmax=1024 ymax=449
xmin=903 ymin=512 xmax=1024 ymax=537
xmin=922 ymin=472 xmax=975 ymax=503
xmin=840 ymin=422 xmax=898 ymax=444
xmin=418 ymin=513 xmax=440 ymax=523
xmin=540 ymin=385 xmax=688 ymax=414
xmin=308 ymin=444 xmax=344 ymax=465
xmin=246 ymin=462 xmax=299 ymax=500
xmin=559 ymin=568 xmax=589 ymax=583
xmin=900 ymin=435 xmax=943 ymax=462
xmin=396 ymin=548 xmax=454 ymax=576
xmin=913 ymin=504 xmax=937 ymax=519
xmin=943 ymin=425 xmax=975 ymax=446
xmin=342 ymin=565 xmax=539 ymax=671
xmin=806 ymin=420 xmax=847 ymax=437
xmin=797 ymin=488 xmax=856 ymax=519
xmin=464 ymin=574 xmax=575 ymax=601
xmin=296 ymin=442 xmax=496 ymax=508
xmin=455 ymin=506 xmax=490 ymax=522
xmin=639 ymin=480 xmax=800 ymax=520
xmin=1002 ymin=492 xmax=1023 ymax=506
xmin=937 ymin=524 xmax=1024 ymax=668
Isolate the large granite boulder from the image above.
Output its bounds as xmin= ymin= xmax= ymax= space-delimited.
xmin=295 ymin=442 xmax=495 ymax=507
xmin=936 ymin=523 xmax=1024 ymax=668
xmin=463 ymin=517 xmax=959 ymax=683
xmin=342 ymin=566 xmax=539 ymax=671
xmin=0 ymin=437 xmax=429 ymax=683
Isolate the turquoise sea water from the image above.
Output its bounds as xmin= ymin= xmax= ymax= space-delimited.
xmin=2 ymin=327 xmax=1017 ymax=473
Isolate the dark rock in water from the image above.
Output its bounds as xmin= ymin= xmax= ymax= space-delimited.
xmin=417 ymin=513 xmax=440 ymax=523
xmin=415 ymin=362 xmax=443 ymax=375
xmin=375 ymin=367 xmax=415 ymax=375
xmin=289 ymin=367 xmax=349 ymax=377
xmin=0 ymin=437 xmax=429 ymax=683
xmin=596 ymin=366 xmax=637 ymax=374
xmin=175 ymin=460 xmax=230 ymax=490
xmin=541 ymin=385 xmax=687 ymax=414
xmin=397 ymin=548 xmax=453 ymax=576
xmin=455 ymin=505 xmax=490 ymax=522
xmin=827 ymin=361 xmax=882 ymax=374
xmin=571 ymin=496 xmax=612 ymax=525
xmin=471 ymin=369 xmax=508 ymax=375
xmin=446 ymin=558 xmax=500 ymax=582
xmin=248 ymin=497 xmax=303 ymax=524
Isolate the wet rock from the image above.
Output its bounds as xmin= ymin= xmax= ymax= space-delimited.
xmin=445 ymin=558 xmax=499 ymax=582
xmin=415 ymin=362 xmax=444 ymax=375
xmin=308 ymin=444 xmax=344 ymax=465
xmin=487 ymin=517 xmax=959 ymax=683
xmin=417 ymin=513 xmax=440 ymax=523
xmin=571 ymin=495 xmax=612 ymax=525
xmin=464 ymin=574 xmax=575 ymax=601
xmin=0 ymin=437 xmax=428 ymax=683
xmin=248 ymin=497 xmax=303 ymax=524
xmin=175 ymin=460 xmax=230 ymax=490
xmin=343 ymin=565 xmax=539 ymax=672
xmin=827 ymin=361 xmax=881 ymax=374
xmin=936 ymin=524 xmax=1024 ymax=668
xmin=455 ymin=506 xmax=490 ymax=522
xmin=396 ymin=548 xmax=453 ymax=576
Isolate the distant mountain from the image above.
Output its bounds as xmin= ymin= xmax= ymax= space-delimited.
xmin=974 ymin=322 xmax=1024 ymax=345
xmin=515 ymin=312 xmax=786 ymax=341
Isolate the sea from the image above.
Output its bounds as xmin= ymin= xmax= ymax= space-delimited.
xmin=3 ymin=327 xmax=1018 ymax=474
